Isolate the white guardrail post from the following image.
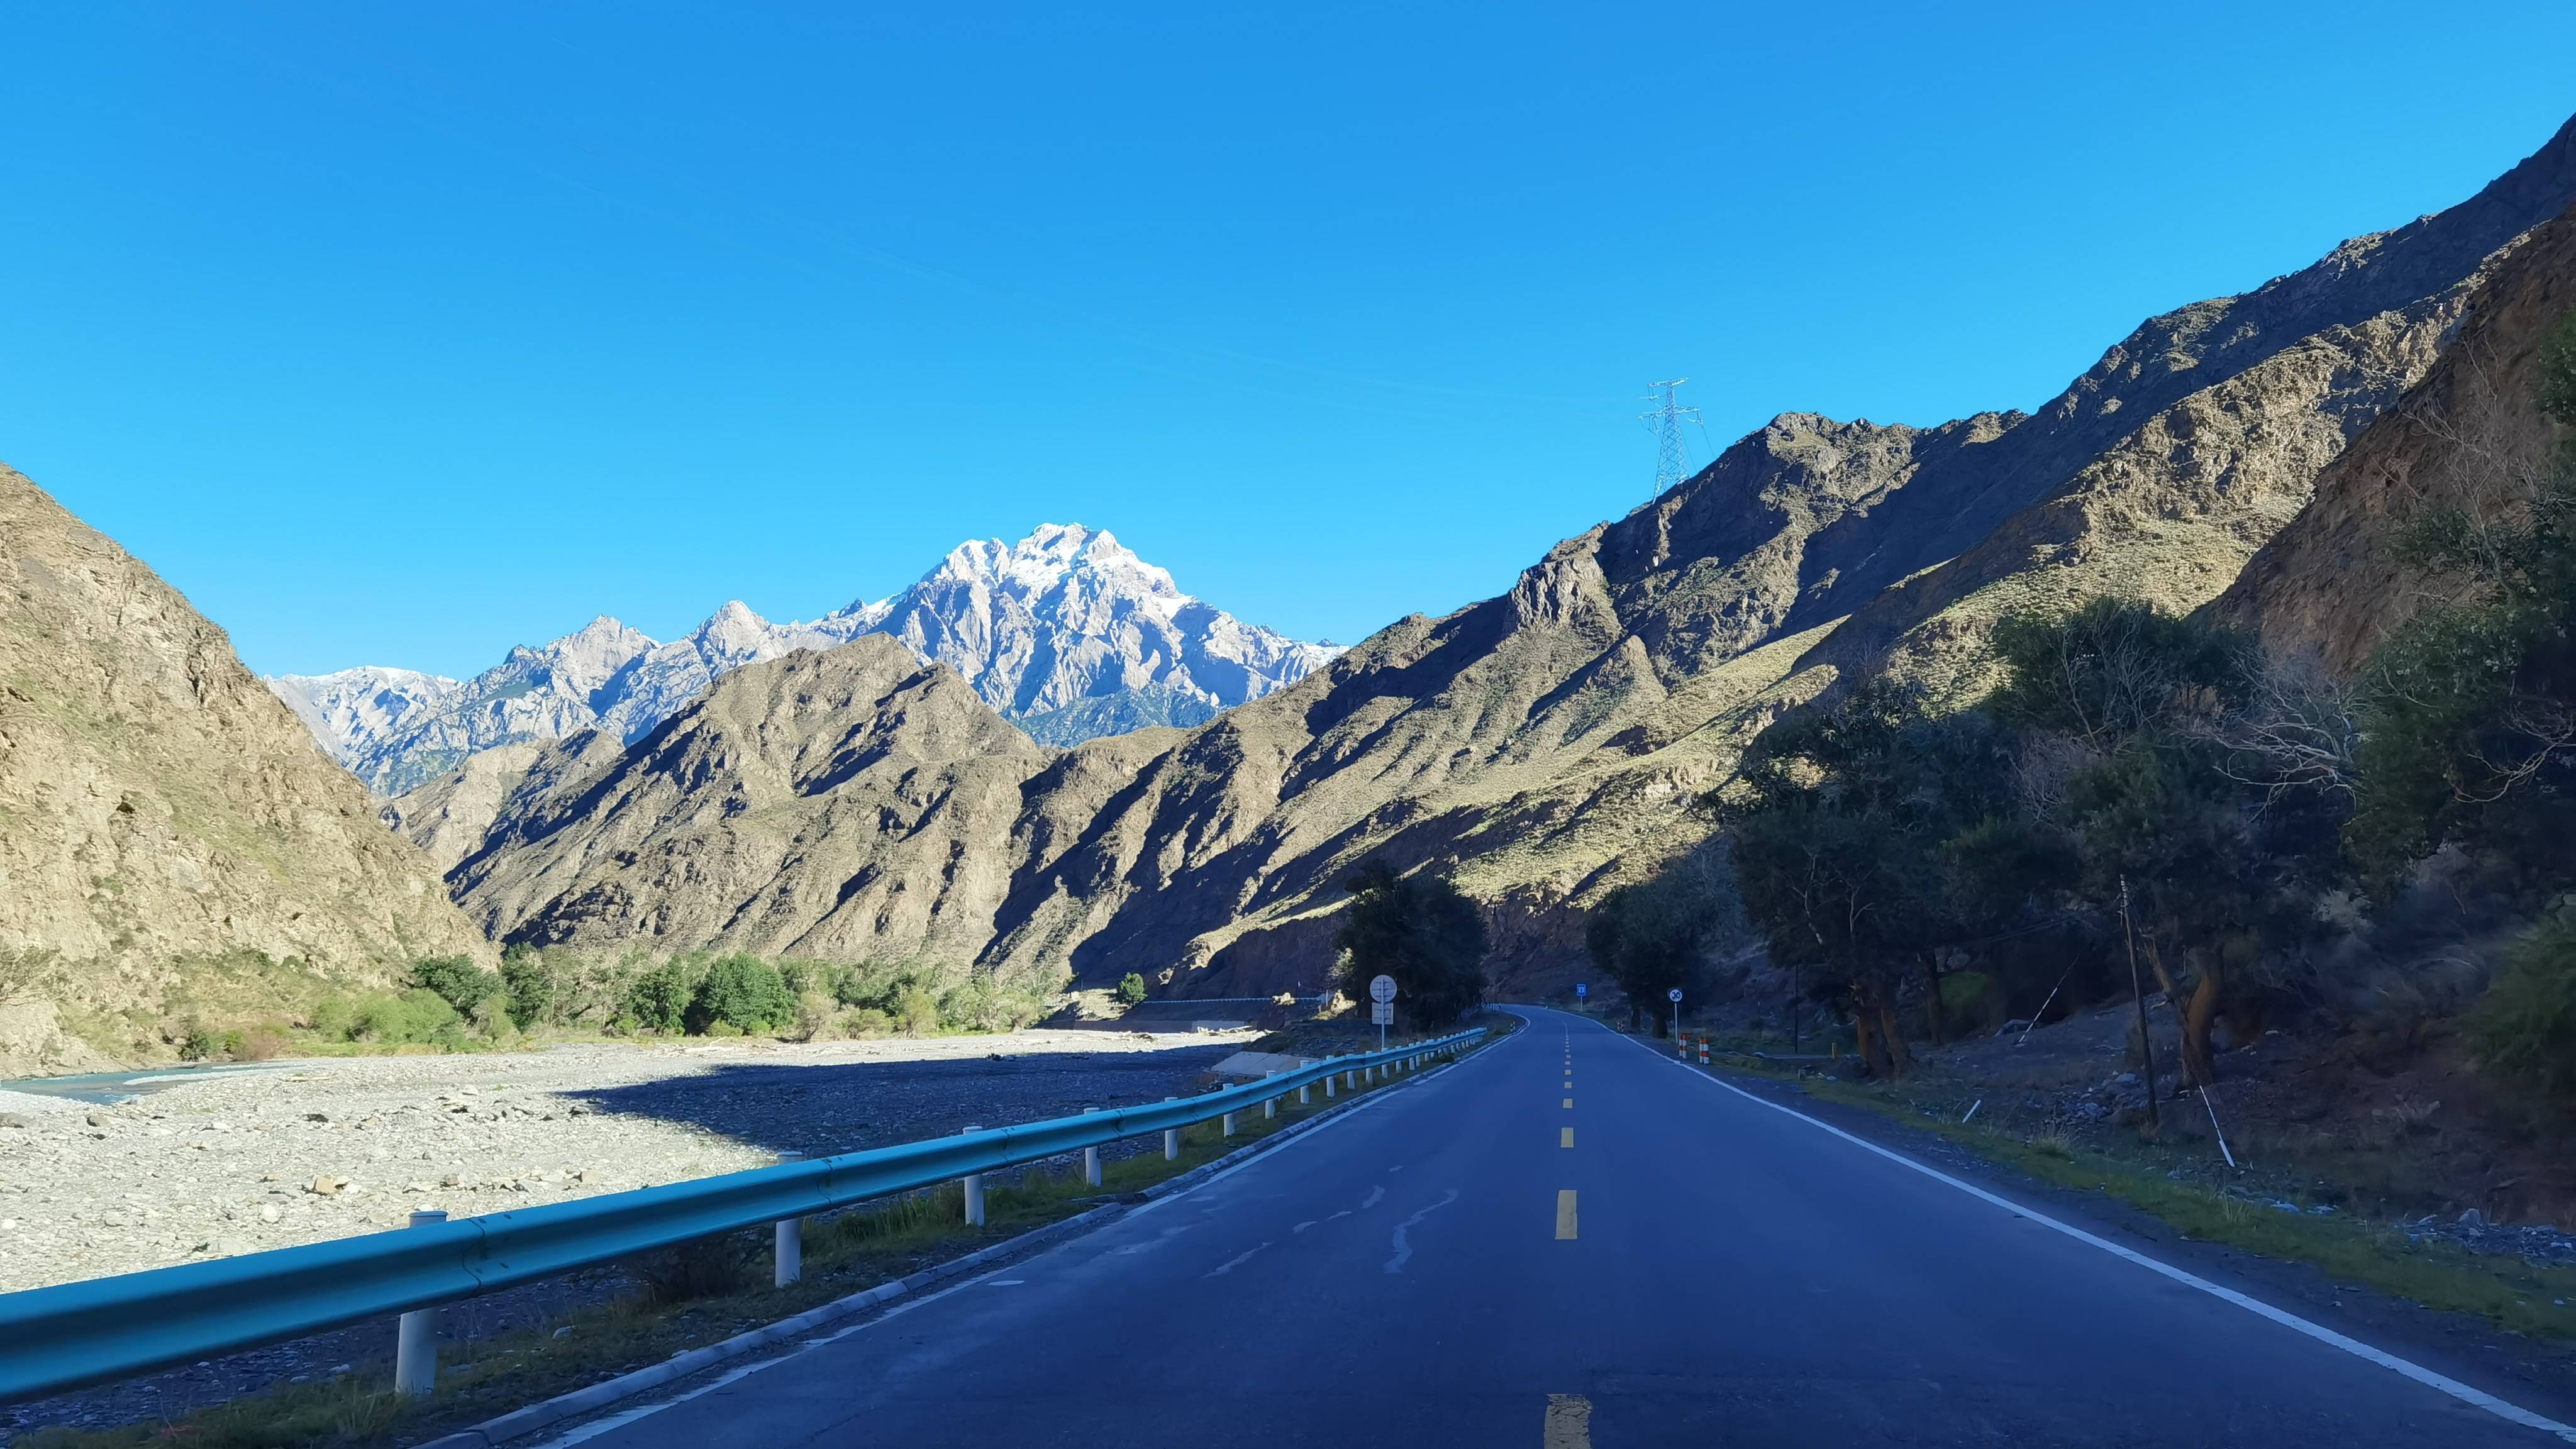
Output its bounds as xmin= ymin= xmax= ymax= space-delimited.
xmin=1263 ymin=1072 xmax=1277 ymax=1118
xmin=961 ymin=1128 xmax=985 ymax=1226
xmin=393 ymin=1209 xmax=446 ymax=1396
xmin=1082 ymin=1107 xmax=1102 ymax=1187
xmin=1162 ymin=1099 xmax=1180 ymax=1160
xmin=772 ymin=1152 xmax=804 ymax=1287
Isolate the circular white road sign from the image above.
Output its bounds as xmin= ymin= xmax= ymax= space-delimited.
xmin=1369 ymin=974 xmax=1398 ymax=1004
xmin=1667 ymin=987 xmax=1684 ymax=1003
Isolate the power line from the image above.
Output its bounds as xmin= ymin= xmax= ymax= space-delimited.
xmin=1639 ymin=379 xmax=1703 ymax=491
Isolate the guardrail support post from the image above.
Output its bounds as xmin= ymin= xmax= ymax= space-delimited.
xmin=1324 ymin=1072 xmax=1335 ymax=1098
xmin=961 ymin=1126 xmax=985 ymax=1226
xmin=1163 ymin=1098 xmax=1180 ymax=1160
xmin=1223 ymin=1109 xmax=1238 ymax=1137
xmin=772 ymin=1151 xmax=805 ymax=1287
xmin=1082 ymin=1106 xmax=1102 ymax=1187
xmin=394 ymin=1209 xmax=447 ymax=1396
xmin=1299 ymin=1081 xmax=1311 ymax=1104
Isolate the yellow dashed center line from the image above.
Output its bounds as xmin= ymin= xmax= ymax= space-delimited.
xmin=1561 ymin=1097 xmax=1572 ymax=1108
xmin=1560 ymin=1126 xmax=1574 ymax=1148
xmin=1555 ymin=1189 xmax=1578 ymax=1239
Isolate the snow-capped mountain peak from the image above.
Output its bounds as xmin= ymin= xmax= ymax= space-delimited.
xmin=269 ymin=524 xmax=1341 ymax=794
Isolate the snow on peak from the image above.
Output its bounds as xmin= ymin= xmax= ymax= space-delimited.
xmin=274 ymin=523 xmax=1340 ymax=792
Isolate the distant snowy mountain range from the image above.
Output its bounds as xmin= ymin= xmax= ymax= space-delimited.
xmin=269 ymin=525 xmax=1340 ymax=795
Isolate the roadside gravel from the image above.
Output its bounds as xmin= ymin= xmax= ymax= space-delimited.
xmin=0 ymin=1028 xmax=1250 ymax=1296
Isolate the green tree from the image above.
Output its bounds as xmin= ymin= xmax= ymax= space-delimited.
xmin=2347 ymin=311 xmax=2576 ymax=897
xmin=1584 ymin=852 xmax=1735 ymax=1032
xmin=1718 ymin=685 xmax=2028 ymax=1072
xmin=1336 ymin=860 xmax=1489 ymax=1027
xmin=1987 ymin=597 xmax=2252 ymax=748
xmin=2469 ymin=899 xmax=2576 ymax=1110
xmin=1114 ymin=972 xmax=1149 ymax=1007
xmin=685 ymin=955 xmax=797 ymax=1035
xmin=623 ymin=962 xmax=695 ymax=1035
xmin=410 ymin=955 xmax=499 ymax=1017
xmin=499 ymin=947 xmax=557 ymax=1031
xmin=1985 ymin=599 xmax=2329 ymax=1084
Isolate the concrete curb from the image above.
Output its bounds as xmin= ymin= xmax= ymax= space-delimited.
xmin=418 ymin=1039 xmax=1486 ymax=1449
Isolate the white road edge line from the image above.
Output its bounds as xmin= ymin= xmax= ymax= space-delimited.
xmin=1589 ymin=1012 xmax=2576 ymax=1443
xmin=532 ymin=1031 xmax=1515 ymax=1447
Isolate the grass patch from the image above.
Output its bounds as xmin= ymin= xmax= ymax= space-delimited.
xmin=19 ymin=1033 xmax=1501 ymax=1448
xmin=1728 ymin=1062 xmax=2576 ymax=1345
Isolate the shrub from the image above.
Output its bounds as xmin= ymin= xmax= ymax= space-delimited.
xmin=935 ymin=979 xmax=1047 ymax=1033
xmin=792 ymin=990 xmax=836 ymax=1041
xmin=895 ymin=986 xmax=941 ymax=1037
xmin=1938 ymin=970 xmax=2004 ymax=1037
xmin=499 ymin=949 xmax=557 ymax=1031
xmin=2470 ymin=901 xmax=2576 ymax=1109
xmin=626 ymin=1231 xmax=762 ymax=1306
xmin=1114 ymin=972 xmax=1148 ymax=1007
xmin=176 ymin=1019 xmax=218 ymax=1061
xmin=341 ymin=988 xmax=467 ymax=1048
xmin=623 ymin=962 xmax=695 ymax=1035
xmin=309 ymin=994 xmax=356 ymax=1040
xmin=233 ymin=1024 xmax=290 ymax=1061
xmin=684 ymin=955 xmax=796 ymax=1035
xmin=411 ymin=955 xmax=499 ymax=1016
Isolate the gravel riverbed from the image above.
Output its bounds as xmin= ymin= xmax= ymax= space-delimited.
xmin=0 ymin=1028 xmax=1251 ymax=1296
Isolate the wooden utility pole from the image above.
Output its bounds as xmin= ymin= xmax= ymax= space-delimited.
xmin=2121 ymin=876 xmax=2159 ymax=1131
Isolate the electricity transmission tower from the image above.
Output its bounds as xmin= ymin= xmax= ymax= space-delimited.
xmin=1640 ymin=378 xmax=1702 ymax=491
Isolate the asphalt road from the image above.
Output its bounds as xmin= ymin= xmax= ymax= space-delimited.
xmin=545 ymin=1008 xmax=2576 ymax=1448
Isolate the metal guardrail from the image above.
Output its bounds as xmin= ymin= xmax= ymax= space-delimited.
xmin=0 ymin=1027 xmax=1484 ymax=1402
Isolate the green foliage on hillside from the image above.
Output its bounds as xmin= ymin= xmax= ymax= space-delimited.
xmin=682 ymin=955 xmax=796 ymax=1035
xmin=2346 ymin=311 xmax=2576 ymax=899
xmin=2470 ymin=901 xmax=2576 ymax=1110
xmin=408 ymin=955 xmax=499 ymax=1017
xmin=1704 ymin=311 xmax=2576 ymax=1108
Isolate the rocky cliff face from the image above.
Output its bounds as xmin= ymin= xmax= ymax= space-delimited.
xmin=0 ymin=467 xmax=488 ymax=1072
xmin=1780 ymin=116 xmax=2576 ymax=701
xmin=2212 ymin=200 xmax=2576 ymax=672
xmin=443 ymin=635 xmax=1058 ymax=971
xmin=275 ymin=525 xmax=1336 ymax=792
xmin=436 ymin=115 xmax=2576 ymax=1004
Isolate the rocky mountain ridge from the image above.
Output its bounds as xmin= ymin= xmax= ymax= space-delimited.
xmin=0 ymin=466 xmax=489 ymax=1075
xmin=428 ymin=113 xmax=2576 ymax=1004
xmin=270 ymin=525 xmax=1338 ymax=794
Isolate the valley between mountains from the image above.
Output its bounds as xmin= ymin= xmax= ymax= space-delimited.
xmin=4 ymin=113 xmax=2576 ymax=1077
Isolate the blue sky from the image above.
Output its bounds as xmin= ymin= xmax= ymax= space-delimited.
xmin=3 ymin=3 xmax=2572 ymax=679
